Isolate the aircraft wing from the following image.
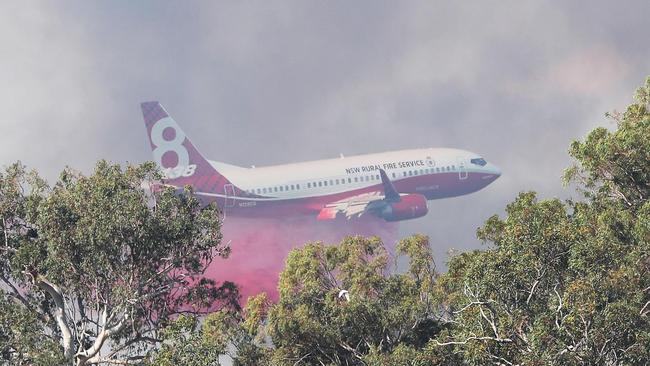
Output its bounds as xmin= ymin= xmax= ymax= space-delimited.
xmin=317 ymin=169 xmax=399 ymax=220
xmin=317 ymin=191 xmax=385 ymax=220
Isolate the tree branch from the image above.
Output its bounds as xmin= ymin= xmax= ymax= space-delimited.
xmin=434 ymin=336 xmax=513 ymax=346
xmin=79 ymin=310 xmax=130 ymax=365
xmin=640 ymin=301 xmax=649 ymax=316
xmin=36 ymin=276 xmax=74 ymax=360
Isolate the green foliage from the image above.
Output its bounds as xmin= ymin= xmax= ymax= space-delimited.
xmin=433 ymin=78 xmax=650 ymax=364
xmin=565 ymin=76 xmax=650 ymax=209
xmin=232 ymin=235 xmax=452 ymax=365
xmin=146 ymin=315 xmax=225 ymax=366
xmin=0 ymin=160 xmax=236 ymax=365
xmin=149 ymin=236 xmax=453 ymax=365
xmin=0 ymin=294 xmax=64 ymax=365
xmin=149 ymin=293 xmax=272 ymax=366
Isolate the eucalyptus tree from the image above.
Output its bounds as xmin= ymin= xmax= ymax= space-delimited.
xmin=433 ymin=77 xmax=650 ymax=365
xmin=0 ymin=161 xmax=238 ymax=365
xmin=177 ymin=235 xmax=457 ymax=366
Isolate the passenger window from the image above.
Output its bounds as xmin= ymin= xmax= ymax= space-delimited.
xmin=347 ymin=178 xmax=352 ymax=183
xmin=354 ymin=177 xmax=358 ymax=182
xmin=324 ymin=181 xmax=328 ymax=186
xmin=318 ymin=182 xmax=322 ymax=187
xmin=376 ymin=174 xmax=380 ymax=180
xmin=392 ymin=173 xmax=396 ymax=178
xmin=296 ymin=184 xmax=300 ymax=189
xmin=274 ymin=187 xmax=278 ymax=192
xmin=307 ymin=183 xmax=311 ymax=188
xmin=403 ymin=172 xmax=407 ymax=177
xmin=329 ymin=180 xmax=333 ymax=185
xmin=279 ymin=186 xmax=283 ymax=191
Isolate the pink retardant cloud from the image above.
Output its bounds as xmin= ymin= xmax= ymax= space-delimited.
xmin=204 ymin=216 xmax=399 ymax=304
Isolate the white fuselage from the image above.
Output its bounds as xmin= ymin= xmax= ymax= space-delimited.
xmin=192 ymin=147 xmax=501 ymax=220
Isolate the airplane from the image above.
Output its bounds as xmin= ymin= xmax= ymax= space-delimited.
xmin=140 ymin=101 xmax=501 ymax=222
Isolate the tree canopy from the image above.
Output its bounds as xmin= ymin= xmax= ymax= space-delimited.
xmin=0 ymin=161 xmax=237 ymax=365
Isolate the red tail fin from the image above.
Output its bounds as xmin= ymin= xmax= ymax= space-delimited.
xmin=140 ymin=101 xmax=235 ymax=194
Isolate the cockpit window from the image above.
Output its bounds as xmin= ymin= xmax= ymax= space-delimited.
xmin=470 ymin=158 xmax=487 ymax=166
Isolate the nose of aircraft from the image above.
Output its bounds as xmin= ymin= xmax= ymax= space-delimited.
xmin=483 ymin=163 xmax=501 ymax=183
xmin=489 ymin=163 xmax=501 ymax=178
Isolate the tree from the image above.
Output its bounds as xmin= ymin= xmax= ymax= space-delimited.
xmin=184 ymin=235 xmax=457 ymax=365
xmin=431 ymin=77 xmax=650 ymax=364
xmin=565 ymin=76 xmax=650 ymax=210
xmin=0 ymin=293 xmax=64 ymax=365
xmin=148 ymin=293 xmax=272 ymax=366
xmin=0 ymin=161 xmax=238 ymax=365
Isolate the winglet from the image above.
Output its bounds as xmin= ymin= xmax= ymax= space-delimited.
xmin=379 ymin=169 xmax=400 ymax=202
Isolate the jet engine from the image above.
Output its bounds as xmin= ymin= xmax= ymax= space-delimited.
xmin=376 ymin=193 xmax=428 ymax=222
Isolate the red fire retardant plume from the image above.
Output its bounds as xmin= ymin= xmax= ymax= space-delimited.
xmin=204 ymin=216 xmax=399 ymax=303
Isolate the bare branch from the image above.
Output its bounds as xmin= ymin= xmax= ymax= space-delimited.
xmin=434 ymin=336 xmax=513 ymax=346
xmin=79 ymin=311 xmax=130 ymax=365
xmin=526 ymin=279 xmax=540 ymax=305
xmin=36 ymin=276 xmax=74 ymax=360
xmin=640 ymin=301 xmax=649 ymax=316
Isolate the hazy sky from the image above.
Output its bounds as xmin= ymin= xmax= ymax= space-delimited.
xmin=1 ymin=1 xmax=649 ymax=263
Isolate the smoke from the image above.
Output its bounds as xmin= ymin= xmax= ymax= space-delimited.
xmin=205 ymin=216 xmax=399 ymax=303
